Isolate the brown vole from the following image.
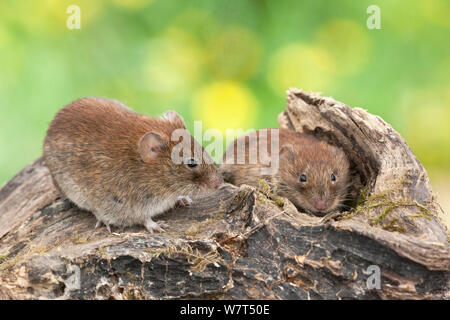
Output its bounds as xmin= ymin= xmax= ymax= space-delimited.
xmin=221 ymin=129 xmax=350 ymax=216
xmin=44 ymin=97 xmax=222 ymax=233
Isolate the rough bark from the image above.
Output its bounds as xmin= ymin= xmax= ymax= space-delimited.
xmin=0 ymin=89 xmax=448 ymax=300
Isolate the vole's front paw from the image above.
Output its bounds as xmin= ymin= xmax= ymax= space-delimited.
xmin=176 ymin=195 xmax=193 ymax=207
xmin=95 ymin=220 xmax=112 ymax=233
xmin=145 ymin=218 xmax=166 ymax=233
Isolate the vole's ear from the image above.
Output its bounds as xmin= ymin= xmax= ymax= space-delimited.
xmin=163 ymin=110 xmax=186 ymax=128
xmin=332 ymin=145 xmax=343 ymax=156
xmin=279 ymin=144 xmax=295 ymax=159
xmin=138 ymin=131 xmax=168 ymax=163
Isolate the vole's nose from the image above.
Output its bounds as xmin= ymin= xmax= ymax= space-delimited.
xmin=209 ymin=174 xmax=223 ymax=189
xmin=314 ymin=199 xmax=327 ymax=211
xmin=215 ymin=176 xmax=224 ymax=189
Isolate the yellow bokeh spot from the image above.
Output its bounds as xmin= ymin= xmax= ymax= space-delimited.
xmin=112 ymin=0 xmax=154 ymax=10
xmin=0 ymin=23 xmax=11 ymax=48
xmin=266 ymin=43 xmax=335 ymax=94
xmin=145 ymin=39 xmax=204 ymax=95
xmin=163 ymin=27 xmax=199 ymax=48
xmin=192 ymin=81 xmax=257 ymax=133
xmin=402 ymin=87 xmax=450 ymax=168
xmin=207 ymin=26 xmax=262 ymax=80
xmin=316 ymin=19 xmax=370 ymax=76
xmin=420 ymin=0 xmax=450 ymax=28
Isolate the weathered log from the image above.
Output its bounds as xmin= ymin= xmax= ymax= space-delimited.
xmin=0 ymin=89 xmax=448 ymax=300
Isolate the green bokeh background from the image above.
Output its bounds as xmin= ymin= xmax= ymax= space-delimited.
xmin=1 ymin=0 xmax=450 ymax=187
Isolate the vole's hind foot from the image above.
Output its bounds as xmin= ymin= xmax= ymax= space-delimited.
xmin=95 ymin=220 xmax=112 ymax=233
xmin=145 ymin=218 xmax=166 ymax=233
xmin=176 ymin=195 xmax=193 ymax=207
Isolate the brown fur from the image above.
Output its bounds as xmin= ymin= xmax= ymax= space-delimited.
xmin=44 ymin=97 xmax=222 ymax=231
xmin=221 ymin=129 xmax=350 ymax=216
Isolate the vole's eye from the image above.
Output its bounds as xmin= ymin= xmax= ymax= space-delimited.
xmin=186 ymin=159 xmax=198 ymax=169
xmin=331 ymin=173 xmax=336 ymax=182
xmin=300 ymin=174 xmax=307 ymax=182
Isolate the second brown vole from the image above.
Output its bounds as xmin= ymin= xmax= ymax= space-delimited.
xmin=44 ymin=97 xmax=223 ymax=233
xmin=221 ymin=129 xmax=350 ymax=216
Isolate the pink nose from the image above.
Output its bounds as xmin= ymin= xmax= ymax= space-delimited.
xmin=314 ymin=199 xmax=327 ymax=211
xmin=210 ymin=176 xmax=223 ymax=189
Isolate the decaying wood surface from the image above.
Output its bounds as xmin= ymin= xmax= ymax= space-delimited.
xmin=0 ymin=89 xmax=448 ymax=300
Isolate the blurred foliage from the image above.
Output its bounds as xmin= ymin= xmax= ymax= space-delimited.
xmin=0 ymin=0 xmax=449 ymax=185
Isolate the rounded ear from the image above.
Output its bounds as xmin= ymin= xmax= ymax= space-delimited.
xmin=332 ymin=145 xmax=344 ymax=156
xmin=279 ymin=144 xmax=296 ymax=159
xmin=138 ymin=131 xmax=167 ymax=163
xmin=163 ymin=110 xmax=186 ymax=128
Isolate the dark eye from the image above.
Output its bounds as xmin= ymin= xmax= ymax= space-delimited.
xmin=300 ymin=174 xmax=307 ymax=182
xmin=186 ymin=159 xmax=198 ymax=168
xmin=331 ymin=173 xmax=336 ymax=182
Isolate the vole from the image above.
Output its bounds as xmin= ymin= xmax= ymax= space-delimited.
xmin=43 ymin=97 xmax=223 ymax=233
xmin=221 ymin=129 xmax=350 ymax=216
